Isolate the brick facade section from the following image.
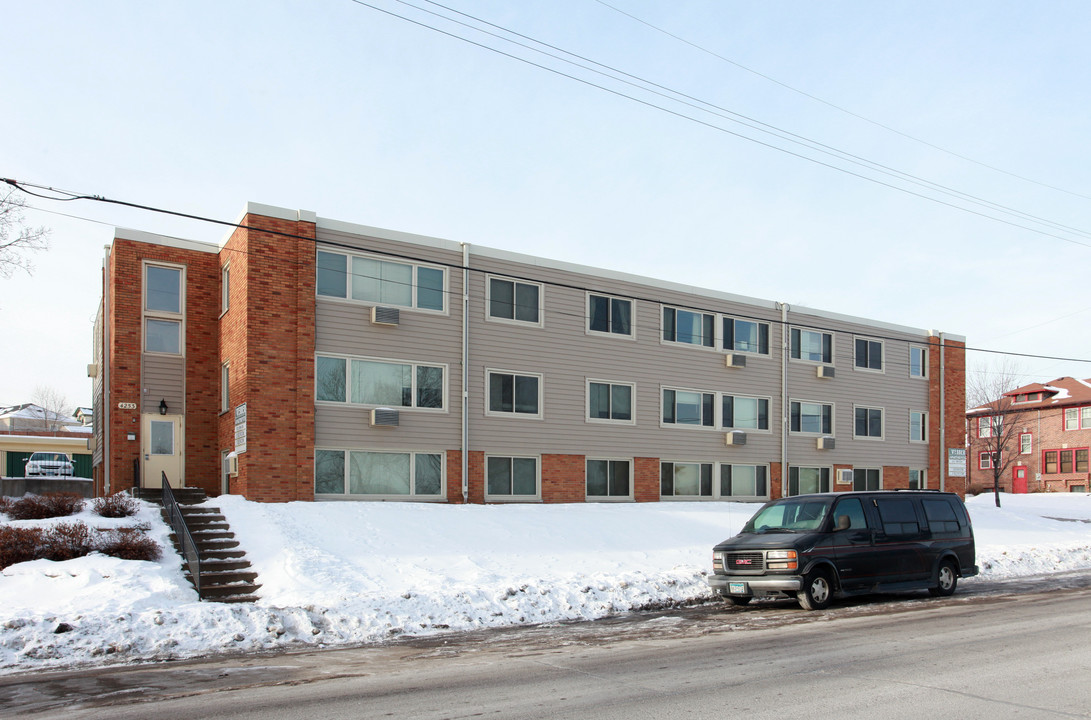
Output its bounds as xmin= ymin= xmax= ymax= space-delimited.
xmin=929 ymin=336 xmax=967 ymax=495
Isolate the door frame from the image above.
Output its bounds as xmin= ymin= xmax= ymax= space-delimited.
xmin=141 ymin=413 xmax=184 ymax=488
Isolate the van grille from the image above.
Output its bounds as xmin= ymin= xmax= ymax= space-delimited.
xmin=725 ymin=552 xmax=765 ymax=571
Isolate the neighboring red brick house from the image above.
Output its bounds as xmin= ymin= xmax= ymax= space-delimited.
xmin=967 ymin=377 xmax=1091 ymax=494
xmin=93 ymin=203 xmax=968 ymax=503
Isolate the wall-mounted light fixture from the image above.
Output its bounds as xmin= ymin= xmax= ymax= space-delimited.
xmin=159 ymin=399 xmax=168 ymax=415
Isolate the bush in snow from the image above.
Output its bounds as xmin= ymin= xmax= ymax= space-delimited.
xmin=91 ymin=492 xmax=139 ymax=519
xmin=41 ymin=522 xmax=95 ymax=562
xmin=0 ymin=525 xmax=44 ymax=569
xmin=95 ymin=527 xmax=161 ymax=562
xmin=4 ymin=492 xmax=85 ymax=520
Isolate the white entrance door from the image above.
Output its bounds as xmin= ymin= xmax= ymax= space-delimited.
xmin=142 ymin=414 xmax=184 ymax=488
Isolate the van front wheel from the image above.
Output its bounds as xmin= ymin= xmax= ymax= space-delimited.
xmin=798 ymin=569 xmax=832 ymax=611
xmin=929 ymin=561 xmax=958 ymax=597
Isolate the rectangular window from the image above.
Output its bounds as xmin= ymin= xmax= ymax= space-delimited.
xmin=149 ymin=420 xmax=174 ymax=455
xmin=220 ymin=363 xmax=230 ymax=413
xmin=663 ymin=307 xmax=714 ymax=348
xmin=720 ymin=464 xmax=768 ymax=499
xmin=788 ymin=466 xmax=830 ymax=495
xmin=724 ymin=318 xmax=769 ymax=355
xmin=876 ymin=498 xmax=920 ymax=536
xmin=586 ymin=459 xmax=631 ymax=499
xmin=854 ymin=338 xmax=883 ymax=371
xmin=145 ymin=318 xmax=181 ymax=354
xmin=722 ymin=395 xmax=769 ymax=431
xmin=1064 ymin=407 xmax=1091 ymax=431
xmin=488 ymin=277 xmax=541 ymax=324
xmin=1078 ymin=449 xmax=1089 ymax=473
xmin=790 ymin=328 xmax=832 ymax=364
xmin=316 ymin=250 xmax=445 ymax=312
xmin=790 ymin=400 xmax=832 ymax=434
xmin=909 ymin=346 xmax=928 ymax=378
xmin=660 ymin=461 xmax=713 ymax=497
xmin=663 ymin=388 xmax=715 ymax=427
xmin=144 ymin=263 xmax=184 ymax=355
xmin=488 ymin=371 xmax=541 ymax=417
xmin=315 ymin=355 xmax=444 ymax=410
xmin=852 ymin=468 xmax=881 ymax=491
xmin=1045 ymin=448 xmax=1090 ymax=474
xmin=854 ymin=406 xmax=883 ymax=439
xmin=1061 ymin=451 xmax=1073 ymax=474
xmin=314 ymin=450 xmax=443 ymax=498
xmin=977 ymin=416 xmax=1001 ymax=438
xmin=588 ymin=294 xmax=632 ymax=336
xmin=221 ymin=264 xmax=230 ymax=314
xmin=486 ymin=456 xmax=539 ymax=499
xmin=588 ymin=381 xmax=634 ymax=423
xmin=1020 ymin=433 xmax=1032 ymax=454
xmin=1044 ymin=450 xmax=1057 ymax=474
xmin=910 ymin=410 xmax=927 ymax=443
xmin=980 ymin=452 xmax=999 ymax=470
xmin=909 ymin=469 xmax=926 ymax=490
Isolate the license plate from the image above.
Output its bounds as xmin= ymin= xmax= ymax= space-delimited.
xmin=729 ymin=582 xmax=748 ymax=594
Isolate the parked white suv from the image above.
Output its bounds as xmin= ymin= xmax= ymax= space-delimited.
xmin=24 ymin=452 xmax=74 ymax=477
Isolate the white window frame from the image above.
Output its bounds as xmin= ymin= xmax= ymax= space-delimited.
xmin=486 ymin=275 xmax=543 ymax=327
xmin=788 ymin=466 xmax=832 ymax=496
xmin=315 ymin=248 xmax=448 ymax=315
xmin=585 ymin=457 xmax=634 ymax=502
xmin=909 ymin=410 xmax=927 ymax=443
xmin=977 ymin=415 xmax=1001 ymax=438
xmin=220 ymin=362 xmax=230 ymax=414
xmin=586 ymin=293 xmax=635 ymax=340
xmin=979 ymin=451 xmax=999 ymax=470
xmin=661 ymin=386 xmax=717 ymax=430
xmin=142 ymin=261 xmax=185 ymax=356
xmin=485 ymin=369 xmax=543 ymax=419
xmin=586 ymin=379 xmax=636 ymax=426
xmin=790 ymin=399 xmax=834 ymax=435
xmin=854 ymin=405 xmax=885 ymax=440
xmin=314 ymin=448 xmax=446 ymax=501
xmin=909 ymin=468 xmax=927 ymax=490
xmin=719 ymin=463 xmax=771 ymax=501
xmin=1064 ymin=407 xmax=1091 ymax=431
xmin=1020 ymin=433 xmax=1033 ymax=455
xmin=909 ymin=345 xmax=928 ymax=379
xmin=484 ymin=454 xmax=541 ymax=502
xmin=220 ymin=262 xmax=230 ymax=315
xmin=853 ymin=336 xmax=884 ymax=373
xmin=722 ymin=394 xmax=772 ymax=432
xmin=723 ymin=317 xmax=771 ymax=356
xmin=661 ymin=306 xmax=717 ymax=350
xmin=314 ymin=353 xmax=448 ymax=412
xmin=660 ymin=460 xmax=715 ymax=499
xmin=852 ymin=467 xmax=883 ymax=491
xmin=790 ymin=327 xmax=834 ymax=365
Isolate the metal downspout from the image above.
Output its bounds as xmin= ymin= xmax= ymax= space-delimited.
xmin=103 ymin=246 xmax=112 ymax=495
xmin=776 ymin=302 xmax=789 ymax=497
xmin=461 ymin=243 xmax=470 ymax=503
xmin=939 ymin=331 xmax=946 ymax=492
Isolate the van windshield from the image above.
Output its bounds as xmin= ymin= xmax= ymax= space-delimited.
xmin=742 ymin=498 xmax=832 ymax=533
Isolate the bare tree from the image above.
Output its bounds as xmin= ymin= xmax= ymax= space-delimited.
xmin=0 ymin=186 xmax=50 ymax=278
xmin=31 ymin=385 xmax=72 ymax=434
xmin=966 ymin=359 xmax=1028 ymax=508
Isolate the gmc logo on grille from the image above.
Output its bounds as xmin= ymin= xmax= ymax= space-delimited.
xmin=735 ymin=558 xmax=753 ymax=565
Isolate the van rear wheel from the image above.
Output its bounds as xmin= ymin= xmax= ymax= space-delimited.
xmin=798 ymin=569 xmax=832 ymax=611
xmin=929 ymin=560 xmax=958 ymax=597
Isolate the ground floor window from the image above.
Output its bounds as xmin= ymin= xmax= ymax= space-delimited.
xmin=909 ymin=468 xmax=926 ymax=490
xmin=486 ymin=456 xmax=539 ymax=500
xmin=586 ymin=459 xmax=632 ymax=500
xmin=788 ymin=466 xmax=830 ymax=496
xmin=853 ymin=467 xmax=881 ymax=491
xmin=661 ymin=462 xmax=713 ymax=498
xmin=720 ymin=464 xmax=768 ymax=500
xmin=315 ymin=449 xmax=444 ymax=498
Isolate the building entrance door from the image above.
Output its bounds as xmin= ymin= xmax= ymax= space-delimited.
xmin=1012 ymin=465 xmax=1028 ymax=494
xmin=141 ymin=414 xmax=184 ymax=488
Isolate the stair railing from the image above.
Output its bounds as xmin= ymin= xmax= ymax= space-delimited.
xmin=161 ymin=472 xmax=203 ymax=598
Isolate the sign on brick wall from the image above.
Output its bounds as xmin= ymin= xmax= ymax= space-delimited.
xmin=948 ymin=448 xmax=966 ymax=477
xmin=234 ymin=403 xmax=247 ymax=453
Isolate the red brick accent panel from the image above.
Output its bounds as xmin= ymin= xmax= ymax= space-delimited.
xmin=541 ymin=454 xmax=585 ymax=502
xmin=768 ymin=462 xmax=783 ymax=500
xmin=633 ymin=457 xmax=660 ymax=502
xmin=883 ymin=465 xmax=909 ymax=490
xmin=929 ymin=336 xmax=967 ymax=496
xmin=445 ymin=450 xmax=465 ymax=503
xmin=465 ymin=450 xmax=486 ymax=503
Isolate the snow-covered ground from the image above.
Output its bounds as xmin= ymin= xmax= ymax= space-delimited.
xmin=1 ymin=492 xmax=1090 ymax=675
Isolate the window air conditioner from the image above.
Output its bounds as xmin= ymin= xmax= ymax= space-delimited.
xmin=370 ymin=408 xmax=400 ymax=427
xmin=725 ymin=430 xmax=747 ymax=446
xmin=87 ymin=363 xmax=99 ymax=378
xmin=370 ymin=306 xmax=401 ymax=326
xmin=816 ymin=366 xmax=835 ymax=379
xmin=724 ymin=353 xmax=747 ymax=369
xmin=817 ymin=436 xmax=836 ymax=450
xmin=226 ymin=452 xmax=239 ymax=476
xmin=836 ymin=468 xmax=853 ymax=486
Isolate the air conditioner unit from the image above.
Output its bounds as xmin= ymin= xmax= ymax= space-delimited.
xmin=370 ymin=306 xmax=400 ymax=326
xmin=816 ymin=366 xmax=835 ymax=379
xmin=724 ymin=353 xmax=747 ymax=369
xmin=817 ymin=436 xmax=836 ymax=450
xmin=225 ymin=452 xmax=239 ymax=476
xmin=370 ymin=408 xmax=400 ymax=427
xmin=87 ymin=363 xmax=99 ymax=378
xmin=86 ymin=437 xmax=96 ymax=452
xmin=836 ymin=468 xmax=853 ymax=485
xmin=725 ymin=430 xmax=747 ymax=446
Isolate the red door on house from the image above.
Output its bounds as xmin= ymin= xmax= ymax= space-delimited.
xmin=1013 ymin=465 xmax=1029 ymax=494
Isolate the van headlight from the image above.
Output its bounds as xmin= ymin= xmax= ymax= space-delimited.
xmin=766 ymin=549 xmax=798 ymax=570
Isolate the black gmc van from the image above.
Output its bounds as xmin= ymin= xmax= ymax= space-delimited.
xmin=707 ymin=491 xmax=978 ymax=610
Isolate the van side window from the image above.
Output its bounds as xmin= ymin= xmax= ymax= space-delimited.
xmin=832 ymin=497 xmax=869 ymax=530
xmin=875 ymin=498 xmax=920 ymax=536
xmin=922 ymin=498 xmax=962 ymax=535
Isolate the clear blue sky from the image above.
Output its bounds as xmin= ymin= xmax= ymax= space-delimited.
xmin=3 ymin=0 xmax=1090 ymax=408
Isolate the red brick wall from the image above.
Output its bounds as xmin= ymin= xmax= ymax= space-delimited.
xmin=541 ymin=454 xmax=584 ymax=502
xmin=633 ymin=457 xmax=659 ymax=502
xmin=930 ymin=336 xmax=967 ymax=496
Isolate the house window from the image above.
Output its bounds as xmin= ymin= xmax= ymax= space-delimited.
xmin=663 ymin=307 xmax=714 ymax=347
xmin=909 ymin=469 xmax=926 ymax=490
xmin=220 ymin=363 xmax=230 ymax=413
xmin=979 ymin=452 xmax=999 ymax=470
xmin=854 ymin=406 xmax=884 ymax=439
xmin=790 ymin=400 xmax=833 ymax=434
xmin=660 ymin=461 xmax=713 ymax=497
xmin=720 ymin=464 xmax=769 ymax=499
xmin=316 ymin=250 xmax=445 ymax=312
xmin=1044 ymin=450 xmax=1057 ymax=474
xmin=315 ymin=355 xmax=445 ymax=410
xmin=586 ymin=459 xmax=631 ymax=499
xmin=488 ymin=277 xmax=541 ymax=324
xmin=588 ymin=381 xmax=634 ymax=423
xmin=314 ymin=449 xmax=444 ymax=498
xmin=487 ymin=371 xmax=541 ymax=417
xmin=977 ymin=416 xmax=1002 ymax=438
xmin=790 ymin=328 xmax=832 ymax=364
xmin=149 ymin=421 xmax=174 ymax=455
xmin=486 ymin=456 xmax=539 ymax=499
xmin=1044 ymin=449 xmax=1089 ymax=474
xmin=854 ymin=338 xmax=883 ymax=371
xmin=588 ymin=294 xmax=632 ymax=336
xmin=1064 ymin=407 xmax=1091 ymax=431
xmin=853 ymin=468 xmax=881 ymax=491
xmin=143 ymin=263 xmax=183 ymax=355
xmin=663 ymin=388 xmax=715 ymax=427
xmin=909 ymin=410 xmax=927 ymax=443
xmin=723 ymin=395 xmax=770 ymax=431
xmin=788 ymin=466 xmax=830 ymax=495
xmin=909 ymin=346 xmax=928 ymax=378
xmin=724 ymin=318 xmax=769 ymax=355
xmin=1020 ymin=433 xmax=1032 ymax=454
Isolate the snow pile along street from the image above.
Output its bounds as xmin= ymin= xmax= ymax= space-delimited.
xmin=0 ymin=492 xmax=1089 ymax=675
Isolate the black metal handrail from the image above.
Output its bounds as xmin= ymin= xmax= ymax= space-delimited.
xmin=161 ymin=472 xmax=203 ymax=598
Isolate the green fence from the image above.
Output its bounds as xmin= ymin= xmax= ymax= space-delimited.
xmin=5 ymin=452 xmax=93 ymax=478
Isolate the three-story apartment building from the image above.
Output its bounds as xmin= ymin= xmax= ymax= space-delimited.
xmin=91 ymin=203 xmax=967 ymax=503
